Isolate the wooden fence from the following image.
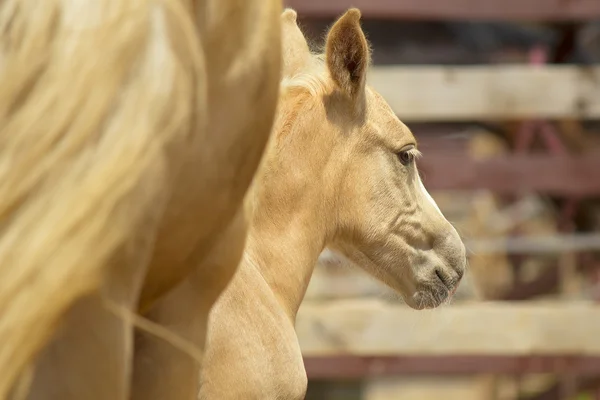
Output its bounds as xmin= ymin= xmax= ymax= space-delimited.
xmin=284 ymin=2 xmax=600 ymax=399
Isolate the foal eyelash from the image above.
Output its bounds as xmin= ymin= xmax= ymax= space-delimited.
xmin=404 ymin=147 xmax=422 ymax=159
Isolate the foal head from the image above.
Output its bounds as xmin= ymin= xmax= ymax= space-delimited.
xmin=259 ymin=8 xmax=466 ymax=309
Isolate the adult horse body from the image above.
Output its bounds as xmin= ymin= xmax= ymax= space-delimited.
xmin=0 ymin=0 xmax=281 ymax=399
xmin=199 ymin=8 xmax=467 ymax=399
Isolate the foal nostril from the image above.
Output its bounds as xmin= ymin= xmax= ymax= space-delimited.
xmin=456 ymin=268 xmax=464 ymax=281
xmin=435 ymin=268 xmax=451 ymax=289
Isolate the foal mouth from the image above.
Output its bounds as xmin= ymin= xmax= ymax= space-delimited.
xmin=402 ymin=267 xmax=462 ymax=310
xmin=449 ymin=285 xmax=458 ymax=297
xmin=406 ymin=284 xmax=452 ymax=310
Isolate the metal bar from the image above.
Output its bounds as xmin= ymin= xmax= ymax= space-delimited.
xmin=303 ymin=356 xmax=600 ymax=379
xmin=285 ymin=0 xmax=600 ymax=21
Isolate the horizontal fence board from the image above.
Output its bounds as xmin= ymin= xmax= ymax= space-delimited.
xmin=286 ymin=0 xmax=600 ymax=21
xmin=297 ymin=300 xmax=600 ymax=356
xmin=418 ymin=154 xmax=600 ymax=196
xmin=304 ymin=355 xmax=600 ymax=378
xmin=366 ymin=66 xmax=600 ymax=121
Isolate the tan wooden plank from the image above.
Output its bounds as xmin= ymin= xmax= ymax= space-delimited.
xmin=367 ymin=66 xmax=600 ymax=121
xmin=297 ymin=300 xmax=600 ymax=355
xmin=363 ymin=376 xmax=496 ymax=400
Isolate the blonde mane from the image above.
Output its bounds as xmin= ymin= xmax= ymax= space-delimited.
xmin=0 ymin=0 xmax=204 ymax=396
xmin=281 ymin=53 xmax=330 ymax=97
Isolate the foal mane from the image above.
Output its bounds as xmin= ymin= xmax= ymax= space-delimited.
xmin=281 ymin=53 xmax=329 ymax=97
xmin=0 ymin=0 xmax=203 ymax=396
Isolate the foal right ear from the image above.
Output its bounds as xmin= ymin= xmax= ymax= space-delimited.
xmin=325 ymin=8 xmax=370 ymax=101
xmin=281 ymin=9 xmax=311 ymax=77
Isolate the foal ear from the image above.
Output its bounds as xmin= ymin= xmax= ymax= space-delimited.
xmin=325 ymin=8 xmax=370 ymax=99
xmin=281 ymin=9 xmax=311 ymax=78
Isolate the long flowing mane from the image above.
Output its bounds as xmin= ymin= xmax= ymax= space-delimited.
xmin=0 ymin=0 xmax=204 ymax=396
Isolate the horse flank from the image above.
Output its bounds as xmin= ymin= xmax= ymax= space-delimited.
xmin=0 ymin=0 xmax=204 ymax=396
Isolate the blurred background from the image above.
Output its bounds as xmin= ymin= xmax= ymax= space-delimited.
xmin=284 ymin=1 xmax=600 ymax=399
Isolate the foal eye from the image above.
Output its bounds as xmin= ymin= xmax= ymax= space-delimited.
xmin=397 ymin=150 xmax=414 ymax=166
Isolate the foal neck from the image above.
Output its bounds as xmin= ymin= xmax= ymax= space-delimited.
xmin=244 ymin=218 xmax=325 ymax=319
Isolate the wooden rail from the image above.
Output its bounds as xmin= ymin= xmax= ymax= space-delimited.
xmin=299 ymin=301 xmax=600 ymax=383
xmin=418 ymin=154 xmax=600 ymax=196
xmin=285 ymin=0 xmax=600 ymax=21
xmin=367 ymin=66 xmax=600 ymax=122
xmin=304 ymin=355 xmax=600 ymax=379
xmin=297 ymin=300 xmax=600 ymax=356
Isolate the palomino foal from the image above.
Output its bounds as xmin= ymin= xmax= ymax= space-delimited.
xmin=199 ymin=8 xmax=467 ymax=400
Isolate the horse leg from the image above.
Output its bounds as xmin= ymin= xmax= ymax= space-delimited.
xmin=198 ymin=266 xmax=308 ymax=400
xmin=23 ymin=236 xmax=156 ymax=400
xmin=130 ymin=206 xmax=247 ymax=400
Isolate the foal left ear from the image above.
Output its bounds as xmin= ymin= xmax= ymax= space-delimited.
xmin=281 ymin=8 xmax=312 ymax=78
xmin=325 ymin=8 xmax=371 ymax=100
